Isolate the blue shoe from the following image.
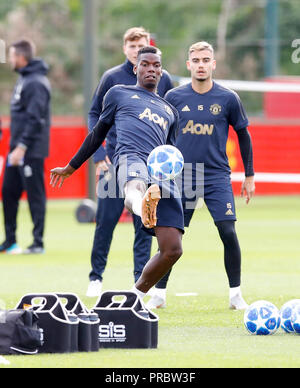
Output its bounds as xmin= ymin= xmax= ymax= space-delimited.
xmin=0 ymin=242 xmax=22 ymax=255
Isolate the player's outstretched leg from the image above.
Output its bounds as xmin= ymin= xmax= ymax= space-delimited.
xmin=146 ymin=270 xmax=171 ymax=309
xmin=124 ymin=180 xmax=161 ymax=229
xmin=133 ymin=226 xmax=182 ymax=295
xmin=141 ymin=184 xmax=161 ymax=229
xmin=124 ymin=179 xmax=147 ymax=217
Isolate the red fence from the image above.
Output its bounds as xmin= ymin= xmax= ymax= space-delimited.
xmin=0 ymin=116 xmax=300 ymax=198
xmin=0 ymin=117 xmax=88 ymax=199
xmin=228 ymin=119 xmax=300 ymax=194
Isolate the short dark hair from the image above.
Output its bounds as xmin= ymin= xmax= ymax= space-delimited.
xmin=10 ymin=39 xmax=36 ymax=62
xmin=137 ymin=45 xmax=161 ymax=62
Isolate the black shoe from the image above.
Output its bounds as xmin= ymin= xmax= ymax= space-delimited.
xmin=23 ymin=244 xmax=45 ymax=255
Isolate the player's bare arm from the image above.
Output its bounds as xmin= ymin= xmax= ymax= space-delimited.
xmin=95 ymin=155 xmax=111 ymax=179
xmin=50 ymin=164 xmax=75 ymax=188
xmin=50 ymin=119 xmax=111 ymax=188
xmin=241 ymin=175 xmax=255 ymax=204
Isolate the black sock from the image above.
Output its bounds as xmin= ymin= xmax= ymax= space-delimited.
xmin=215 ymin=220 xmax=241 ymax=288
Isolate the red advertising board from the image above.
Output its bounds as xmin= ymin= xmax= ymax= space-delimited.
xmin=228 ymin=119 xmax=300 ymax=195
xmin=0 ymin=117 xmax=88 ymax=199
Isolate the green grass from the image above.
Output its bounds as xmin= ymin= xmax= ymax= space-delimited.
xmin=1 ymin=195 xmax=300 ymax=368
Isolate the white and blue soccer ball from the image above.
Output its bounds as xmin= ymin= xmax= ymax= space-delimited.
xmin=147 ymin=145 xmax=184 ymax=181
xmin=280 ymin=299 xmax=300 ymax=333
xmin=291 ymin=303 xmax=300 ymax=334
xmin=244 ymin=300 xmax=281 ymax=335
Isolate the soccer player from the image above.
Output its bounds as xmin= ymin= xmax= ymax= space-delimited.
xmin=147 ymin=41 xmax=255 ymax=310
xmin=86 ymin=27 xmax=173 ymax=297
xmin=50 ymin=46 xmax=184 ymax=299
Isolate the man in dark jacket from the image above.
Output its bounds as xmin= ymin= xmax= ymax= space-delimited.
xmin=0 ymin=39 xmax=51 ymax=254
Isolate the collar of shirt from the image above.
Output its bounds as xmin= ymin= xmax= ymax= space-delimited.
xmin=123 ymin=59 xmax=135 ymax=75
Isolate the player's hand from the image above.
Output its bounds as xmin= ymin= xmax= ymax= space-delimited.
xmin=50 ymin=164 xmax=75 ymax=188
xmin=95 ymin=156 xmax=111 ymax=179
xmin=241 ymin=175 xmax=255 ymax=204
xmin=10 ymin=146 xmax=25 ymax=166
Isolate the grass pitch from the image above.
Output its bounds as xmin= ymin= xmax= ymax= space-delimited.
xmin=0 ymin=195 xmax=300 ymax=368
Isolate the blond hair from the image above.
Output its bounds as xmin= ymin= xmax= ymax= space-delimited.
xmin=123 ymin=27 xmax=150 ymax=45
xmin=188 ymin=41 xmax=214 ymax=57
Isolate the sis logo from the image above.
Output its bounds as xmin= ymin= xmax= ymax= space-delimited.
xmin=99 ymin=321 xmax=126 ymax=342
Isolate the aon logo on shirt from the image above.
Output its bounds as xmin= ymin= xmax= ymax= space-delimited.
xmin=139 ymin=108 xmax=168 ymax=130
xmin=182 ymin=120 xmax=214 ymax=135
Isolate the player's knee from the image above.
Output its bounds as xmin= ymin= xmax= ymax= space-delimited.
xmin=215 ymin=220 xmax=238 ymax=245
xmin=162 ymin=244 xmax=182 ymax=265
xmin=222 ymin=228 xmax=236 ymax=243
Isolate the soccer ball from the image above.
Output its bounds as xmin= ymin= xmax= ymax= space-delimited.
xmin=280 ymin=299 xmax=300 ymax=333
xmin=147 ymin=145 xmax=184 ymax=181
xmin=244 ymin=300 xmax=281 ymax=335
xmin=291 ymin=303 xmax=300 ymax=334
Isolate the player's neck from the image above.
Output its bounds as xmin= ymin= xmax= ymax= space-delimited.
xmin=191 ymin=78 xmax=213 ymax=94
xmin=136 ymin=82 xmax=157 ymax=94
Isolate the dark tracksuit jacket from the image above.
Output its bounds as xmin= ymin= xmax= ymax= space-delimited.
xmin=2 ymin=58 xmax=51 ymax=247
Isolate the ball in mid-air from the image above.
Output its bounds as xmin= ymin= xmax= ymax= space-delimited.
xmin=147 ymin=145 xmax=184 ymax=181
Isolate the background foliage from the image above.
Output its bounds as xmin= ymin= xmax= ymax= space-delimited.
xmin=0 ymin=0 xmax=300 ymax=115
